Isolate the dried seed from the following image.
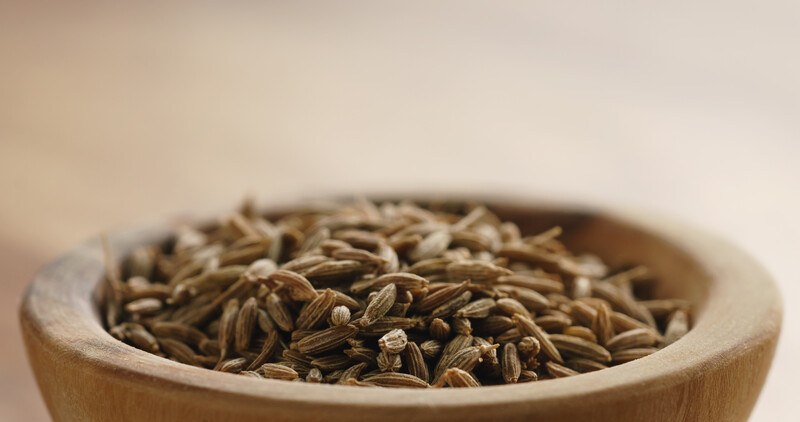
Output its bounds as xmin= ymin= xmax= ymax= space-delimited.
xmin=429 ymin=318 xmax=452 ymax=340
xmin=124 ymin=298 xmax=163 ymax=315
xmin=517 ymin=336 xmax=541 ymax=358
xmin=260 ymin=363 xmax=299 ymax=380
xmin=452 ymin=317 xmax=473 ymax=336
xmin=296 ymin=289 xmax=337 ymax=330
xmin=606 ymin=328 xmax=658 ymax=351
xmin=158 ymin=338 xmax=199 ymax=366
xmin=265 ymin=293 xmax=294 ymax=332
xmin=546 ymin=361 xmax=579 ymax=378
xmin=363 ymin=372 xmax=428 ymax=388
xmin=664 ymin=309 xmax=690 ymax=346
xmin=361 ymin=283 xmax=397 ymax=326
xmin=246 ymin=329 xmax=279 ymax=370
xmin=519 ymin=369 xmax=538 ymax=382
xmin=337 ymin=362 xmax=369 ymax=384
xmin=218 ymin=299 xmax=240 ymax=360
xmin=474 ymin=315 xmax=515 ymax=336
xmin=612 ymin=347 xmax=658 ymax=364
xmin=268 ymin=269 xmax=319 ymax=302
xmin=297 ymin=324 xmax=359 ymax=355
xmin=311 ymin=354 xmax=353 ymax=371
xmin=443 ymin=368 xmax=480 ymax=388
xmin=404 ymin=342 xmax=430 ymax=382
xmin=150 ymin=321 xmax=207 ymax=345
xmin=235 ymin=297 xmax=258 ymax=351
xmin=420 ymin=340 xmax=443 ymax=359
xmin=217 ymin=357 xmax=247 ymax=373
xmin=447 ymin=260 xmax=512 ymax=283
xmin=548 ymin=334 xmax=612 ymax=363
xmin=496 ymin=274 xmax=564 ymax=294
xmin=378 ymin=329 xmax=408 ymax=354
xmin=567 ymin=358 xmax=609 ymax=373
xmin=592 ymin=302 xmax=615 ymax=346
xmin=430 ymin=291 xmax=473 ymax=319
xmin=414 ymin=280 xmax=470 ymax=313
xmin=377 ymin=351 xmax=402 ymax=372
xmin=501 ymin=343 xmax=522 ymax=383
xmin=563 ymin=326 xmax=598 ymax=343
xmin=454 ymin=298 xmax=496 ymax=318
xmin=306 ymin=367 xmax=323 ymax=383
xmin=330 ymin=305 xmax=351 ymax=326
xmin=408 ymin=231 xmax=452 ymax=262
xmin=513 ymin=314 xmax=563 ymax=364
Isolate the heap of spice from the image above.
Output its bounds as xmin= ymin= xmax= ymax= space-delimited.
xmin=101 ymin=199 xmax=691 ymax=388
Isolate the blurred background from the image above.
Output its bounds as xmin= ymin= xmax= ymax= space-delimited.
xmin=1 ymin=1 xmax=798 ymax=420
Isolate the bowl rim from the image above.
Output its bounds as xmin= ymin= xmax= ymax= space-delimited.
xmin=20 ymin=194 xmax=782 ymax=413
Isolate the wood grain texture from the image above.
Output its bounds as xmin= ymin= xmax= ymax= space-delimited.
xmin=19 ymin=197 xmax=781 ymax=422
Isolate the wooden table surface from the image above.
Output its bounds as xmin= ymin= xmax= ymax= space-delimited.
xmin=1 ymin=1 xmax=798 ymax=420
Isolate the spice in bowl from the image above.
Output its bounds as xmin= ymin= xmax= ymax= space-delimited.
xmin=101 ymin=199 xmax=691 ymax=388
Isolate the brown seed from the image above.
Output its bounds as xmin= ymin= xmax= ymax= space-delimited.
xmin=337 ymin=362 xmax=369 ymax=384
xmin=218 ymin=299 xmax=240 ymax=360
xmin=452 ymin=317 xmax=473 ymax=336
xmin=501 ymin=343 xmax=522 ymax=383
xmin=509 ymin=288 xmax=551 ymax=312
xmin=548 ymin=334 xmax=612 ymax=363
xmin=378 ymin=329 xmax=408 ymax=354
xmin=473 ymin=315 xmax=515 ymax=336
xmin=297 ymin=324 xmax=359 ymax=355
xmin=306 ymin=367 xmax=323 ymax=383
xmin=567 ymin=358 xmax=609 ymax=373
xmin=150 ymin=321 xmax=207 ymax=345
xmin=265 ymin=293 xmax=294 ymax=332
xmin=419 ymin=340 xmax=443 ymax=359
xmin=517 ymin=336 xmax=541 ymax=358
xmin=606 ymin=328 xmax=659 ymax=352
xmin=414 ymin=280 xmax=470 ymax=313
xmin=612 ymin=347 xmax=659 ymax=363
xmin=246 ymin=329 xmax=279 ymax=370
xmin=430 ymin=291 xmax=473 ymax=319
xmin=408 ymin=231 xmax=452 ymax=262
xmin=361 ymin=283 xmax=397 ymax=326
xmin=158 ymin=338 xmax=199 ymax=366
xmin=296 ymin=289 xmax=337 ymax=330
xmin=234 ymin=297 xmax=258 ymax=352
xmin=429 ymin=318 xmax=452 ymax=340
xmin=535 ymin=314 xmax=572 ymax=332
xmin=496 ymin=274 xmax=564 ymax=294
xmin=519 ymin=369 xmax=538 ymax=382
xmin=404 ymin=342 xmax=430 ymax=382
xmin=546 ymin=361 xmax=579 ymax=378
xmin=363 ymin=372 xmax=429 ymax=388
xmin=664 ymin=309 xmax=690 ymax=346
xmin=124 ymin=298 xmax=163 ymax=315
xmin=443 ymin=368 xmax=480 ymax=388
xmin=217 ymin=357 xmax=247 ymax=373
xmin=377 ymin=351 xmax=402 ymax=372
xmin=592 ymin=302 xmax=615 ymax=346
xmin=344 ymin=346 xmax=379 ymax=364
xmin=563 ymin=326 xmax=598 ymax=343
xmin=447 ymin=260 xmax=512 ymax=283
xmin=454 ymin=298 xmax=496 ymax=318
xmin=513 ymin=314 xmax=563 ymax=364
xmin=311 ymin=354 xmax=353 ymax=371
xmin=268 ymin=269 xmax=319 ymax=302
xmin=330 ymin=305 xmax=351 ymax=326
xmin=260 ymin=363 xmax=299 ymax=380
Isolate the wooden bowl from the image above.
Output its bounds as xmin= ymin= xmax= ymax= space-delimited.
xmin=20 ymin=197 xmax=782 ymax=422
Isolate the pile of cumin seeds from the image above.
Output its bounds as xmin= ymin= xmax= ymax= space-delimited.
xmin=101 ymin=199 xmax=691 ymax=388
